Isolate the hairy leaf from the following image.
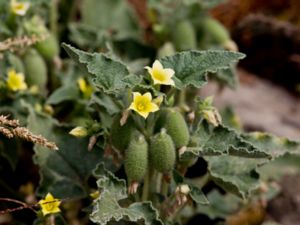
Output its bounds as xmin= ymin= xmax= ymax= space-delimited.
xmin=47 ymin=85 xmax=80 ymax=104
xmin=62 ymin=43 xmax=142 ymax=94
xmin=26 ymin=108 xmax=112 ymax=198
xmin=160 ymin=50 xmax=245 ymax=89
xmin=197 ymin=190 xmax=240 ymax=219
xmin=206 ymin=155 xmax=264 ymax=199
xmin=91 ymin=164 xmax=163 ymax=225
xmin=241 ymin=132 xmax=300 ymax=159
xmin=182 ymin=122 xmax=269 ymax=159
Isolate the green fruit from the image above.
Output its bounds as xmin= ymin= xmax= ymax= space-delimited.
xmin=157 ymin=42 xmax=176 ymax=58
xmin=165 ymin=110 xmax=190 ymax=148
xmin=35 ymin=33 xmax=59 ymax=60
xmin=23 ymin=48 xmax=47 ymax=89
xmin=173 ymin=20 xmax=197 ymax=51
xmin=203 ymin=18 xmax=230 ymax=45
xmin=8 ymin=54 xmax=24 ymax=73
xmin=150 ymin=130 xmax=176 ymax=173
xmin=124 ymin=134 xmax=148 ymax=182
xmin=154 ymin=108 xmax=169 ymax=133
xmin=110 ymin=115 xmax=134 ymax=152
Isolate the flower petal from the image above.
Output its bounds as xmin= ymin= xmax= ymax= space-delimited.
xmin=153 ymin=60 xmax=163 ymax=71
xmin=149 ymin=103 xmax=159 ymax=112
xmin=164 ymin=68 xmax=175 ymax=78
xmin=143 ymin=92 xmax=152 ymax=101
xmin=138 ymin=111 xmax=149 ymax=119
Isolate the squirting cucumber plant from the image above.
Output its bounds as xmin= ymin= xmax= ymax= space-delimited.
xmin=1 ymin=1 xmax=300 ymax=225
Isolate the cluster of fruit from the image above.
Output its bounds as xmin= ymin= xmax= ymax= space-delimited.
xmin=111 ymin=109 xmax=190 ymax=189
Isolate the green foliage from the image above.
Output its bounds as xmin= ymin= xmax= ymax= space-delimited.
xmin=81 ymin=0 xmax=141 ymax=41
xmin=91 ymin=164 xmax=163 ymax=225
xmin=160 ymin=50 xmax=245 ymax=89
xmin=62 ymin=43 xmax=141 ymax=95
xmin=26 ymin=106 xmax=113 ymax=198
xmin=206 ymin=155 xmax=262 ymax=199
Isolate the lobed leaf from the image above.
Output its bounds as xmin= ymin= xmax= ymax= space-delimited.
xmin=159 ymin=50 xmax=245 ymax=89
xmin=26 ymin=106 xmax=113 ymax=198
xmin=241 ymin=132 xmax=300 ymax=159
xmin=62 ymin=43 xmax=142 ymax=95
xmin=206 ymin=155 xmax=264 ymax=199
xmin=91 ymin=164 xmax=163 ymax=225
xmin=182 ymin=122 xmax=269 ymax=159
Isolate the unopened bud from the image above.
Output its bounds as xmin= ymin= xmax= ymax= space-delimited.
xmin=69 ymin=126 xmax=88 ymax=137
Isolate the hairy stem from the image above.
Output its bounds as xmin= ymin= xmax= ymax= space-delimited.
xmin=142 ymin=171 xmax=150 ymax=201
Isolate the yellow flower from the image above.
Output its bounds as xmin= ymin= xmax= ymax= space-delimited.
xmin=10 ymin=0 xmax=30 ymax=16
xmin=77 ymin=78 xmax=93 ymax=98
xmin=129 ymin=92 xmax=159 ymax=119
xmin=39 ymin=193 xmax=61 ymax=216
xmin=69 ymin=126 xmax=88 ymax=137
xmin=145 ymin=60 xmax=175 ymax=86
xmin=6 ymin=69 xmax=27 ymax=92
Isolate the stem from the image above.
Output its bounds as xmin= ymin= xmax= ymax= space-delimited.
xmin=0 ymin=198 xmax=36 ymax=214
xmin=161 ymin=177 xmax=169 ymax=197
xmin=50 ymin=0 xmax=58 ymax=36
xmin=178 ymin=88 xmax=186 ymax=108
xmin=142 ymin=171 xmax=150 ymax=201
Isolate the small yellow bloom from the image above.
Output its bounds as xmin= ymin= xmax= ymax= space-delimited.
xmin=129 ymin=92 xmax=159 ymax=119
xmin=153 ymin=95 xmax=164 ymax=106
xmin=7 ymin=69 xmax=27 ymax=92
xmin=145 ymin=60 xmax=175 ymax=86
xmin=10 ymin=0 xmax=30 ymax=16
xmin=77 ymin=78 xmax=93 ymax=98
xmin=39 ymin=193 xmax=61 ymax=216
xmin=69 ymin=126 xmax=88 ymax=137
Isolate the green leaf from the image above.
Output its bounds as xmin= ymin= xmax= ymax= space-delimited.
xmin=182 ymin=122 xmax=269 ymax=159
xmin=241 ymin=132 xmax=300 ymax=159
xmin=206 ymin=155 xmax=264 ymax=199
xmin=160 ymin=50 xmax=245 ymax=89
xmin=91 ymin=164 xmax=163 ymax=225
xmin=173 ymin=170 xmax=208 ymax=205
xmin=26 ymin=107 xmax=113 ymax=198
xmin=47 ymin=85 xmax=80 ymax=104
xmin=211 ymin=65 xmax=238 ymax=89
xmin=189 ymin=186 xmax=209 ymax=205
xmin=196 ymin=190 xmax=240 ymax=219
xmin=81 ymin=0 xmax=141 ymax=40
xmin=62 ymin=43 xmax=142 ymax=95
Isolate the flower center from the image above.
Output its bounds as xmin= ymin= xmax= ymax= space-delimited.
xmin=14 ymin=3 xmax=25 ymax=10
xmin=44 ymin=202 xmax=55 ymax=211
xmin=153 ymin=70 xmax=166 ymax=82
xmin=137 ymin=103 xmax=146 ymax=111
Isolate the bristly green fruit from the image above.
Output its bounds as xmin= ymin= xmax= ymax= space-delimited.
xmin=8 ymin=54 xmax=24 ymax=73
xmin=157 ymin=42 xmax=176 ymax=58
xmin=110 ymin=115 xmax=134 ymax=152
xmin=23 ymin=48 xmax=47 ymax=89
xmin=154 ymin=108 xmax=169 ymax=133
xmin=202 ymin=18 xmax=230 ymax=45
xmin=35 ymin=33 xmax=59 ymax=60
xmin=124 ymin=134 xmax=148 ymax=182
xmin=150 ymin=130 xmax=176 ymax=173
xmin=173 ymin=20 xmax=197 ymax=51
xmin=164 ymin=110 xmax=190 ymax=148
